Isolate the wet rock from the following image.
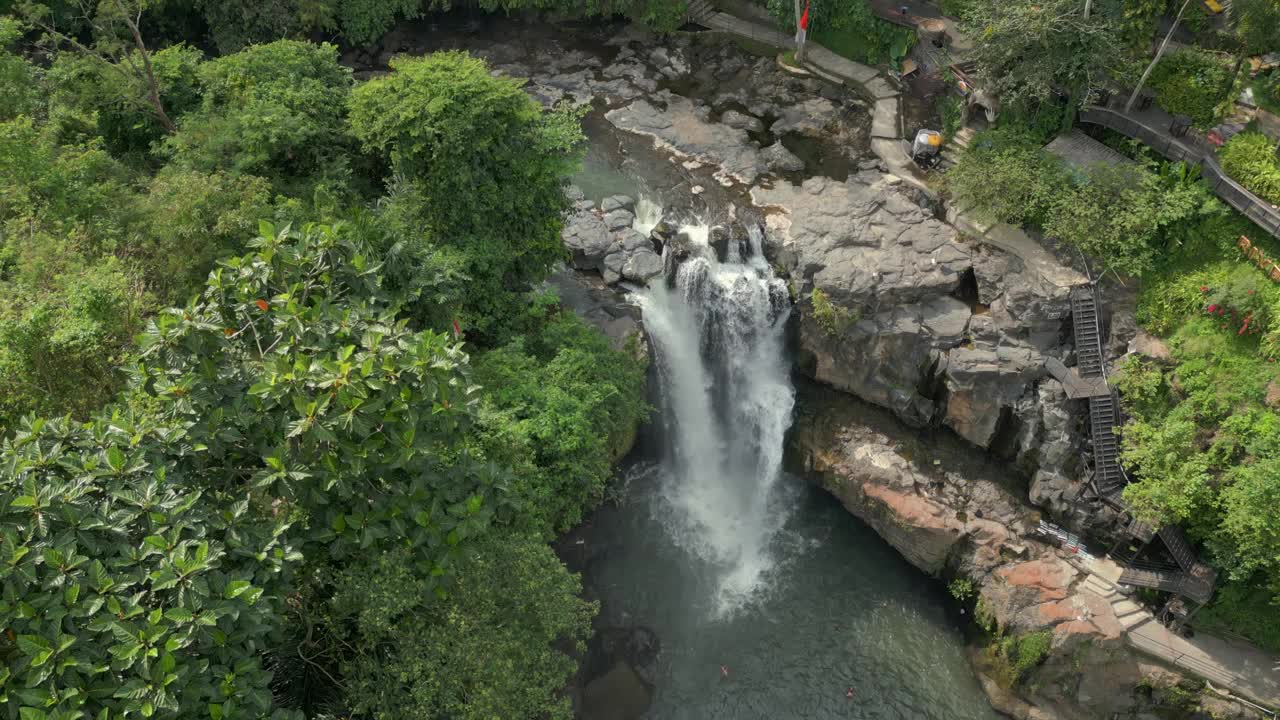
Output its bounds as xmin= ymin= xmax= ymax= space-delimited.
xmin=761 ymin=141 xmax=805 ymax=174
xmin=544 ymin=268 xmax=644 ymax=354
xmin=606 ymin=93 xmax=769 ymax=184
xmin=602 ymin=251 xmax=626 ymax=285
xmin=618 ymin=228 xmax=652 ymax=253
xmin=650 ymin=219 xmax=678 ymax=252
xmin=602 ymin=194 xmax=635 ymax=213
xmin=770 ymin=97 xmax=838 ymax=136
xmin=604 ymin=208 xmax=635 ymax=232
xmin=623 ymin=250 xmax=663 ymax=283
xmin=648 ymin=47 xmax=689 ymax=78
xmin=720 ymin=109 xmax=764 ymax=133
xmin=562 ymin=210 xmax=613 ymax=272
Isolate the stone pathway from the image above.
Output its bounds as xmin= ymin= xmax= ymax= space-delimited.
xmin=700 ymin=12 xmax=931 ymax=193
xmin=1079 ymin=556 xmax=1280 ymax=711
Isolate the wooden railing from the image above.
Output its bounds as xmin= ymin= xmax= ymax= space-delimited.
xmin=1078 ymin=104 xmax=1280 ymax=241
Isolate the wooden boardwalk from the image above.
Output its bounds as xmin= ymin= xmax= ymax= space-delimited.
xmin=1079 ymin=102 xmax=1280 ymax=241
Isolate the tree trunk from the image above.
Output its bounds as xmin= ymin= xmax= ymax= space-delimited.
xmin=1126 ymin=0 xmax=1193 ymax=113
xmin=115 ymin=1 xmax=175 ymax=133
xmin=1084 ymin=0 xmax=1092 ymax=19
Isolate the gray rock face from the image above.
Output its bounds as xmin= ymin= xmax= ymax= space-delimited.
xmin=622 ymin=250 xmax=663 ymax=283
xmin=562 ymin=210 xmax=613 ymax=272
xmin=761 ymin=141 xmax=805 ymax=174
xmin=606 ymin=93 xmax=770 ymax=184
xmin=604 ymin=208 xmax=635 ymax=231
xmin=720 ymin=109 xmax=764 ymax=133
xmin=757 ymin=174 xmax=1088 ymax=499
xmin=770 ymin=97 xmax=839 ymax=136
xmin=601 ymin=195 xmax=635 ymax=213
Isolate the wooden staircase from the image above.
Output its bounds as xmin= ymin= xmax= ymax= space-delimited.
xmin=1058 ymin=284 xmax=1219 ymax=610
xmin=684 ymin=0 xmax=717 ymax=25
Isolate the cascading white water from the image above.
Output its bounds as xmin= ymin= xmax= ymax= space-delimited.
xmin=638 ymin=209 xmax=795 ymax=616
xmin=632 ymin=196 xmax=664 ymax=237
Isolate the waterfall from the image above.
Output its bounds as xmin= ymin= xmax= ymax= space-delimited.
xmin=632 ymin=196 xmax=664 ymax=237
xmin=638 ymin=213 xmax=795 ymax=617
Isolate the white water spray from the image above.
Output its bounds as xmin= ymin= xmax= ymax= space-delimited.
xmin=632 ymin=196 xmax=664 ymax=237
xmin=638 ymin=207 xmax=795 ymax=616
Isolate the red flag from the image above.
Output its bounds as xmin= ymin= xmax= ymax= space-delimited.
xmin=799 ymin=0 xmax=810 ymax=30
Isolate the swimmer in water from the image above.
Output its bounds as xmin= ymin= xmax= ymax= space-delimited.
xmin=720 ymin=665 xmax=729 ymax=679
xmin=846 ymin=687 xmax=855 ymax=699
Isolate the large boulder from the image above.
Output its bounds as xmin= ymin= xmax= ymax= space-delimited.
xmin=562 ymin=208 xmax=614 ymax=272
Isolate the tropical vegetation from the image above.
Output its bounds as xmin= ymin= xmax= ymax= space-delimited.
xmin=0 ymin=2 xmax=653 ymax=717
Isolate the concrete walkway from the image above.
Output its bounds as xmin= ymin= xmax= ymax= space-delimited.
xmin=1081 ymin=556 xmax=1280 ymax=711
xmin=700 ymin=12 xmax=931 ymax=193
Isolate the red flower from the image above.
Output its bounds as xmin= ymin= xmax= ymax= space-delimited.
xmin=1219 ymin=308 xmax=1226 ymax=315
xmin=1200 ymin=286 xmax=1209 ymax=293
xmin=1207 ymin=304 xmax=1218 ymax=313
xmin=255 ymin=299 xmax=270 ymax=312
xmin=1248 ymin=289 xmax=1255 ymax=295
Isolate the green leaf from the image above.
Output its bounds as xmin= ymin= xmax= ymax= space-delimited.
xmin=164 ymin=608 xmax=194 ymax=623
xmin=10 ymin=496 xmax=37 ymax=508
xmin=143 ymin=536 xmax=168 ymax=553
xmin=105 ymin=447 xmax=125 ymax=472
xmin=19 ymin=707 xmax=47 ymax=720
xmin=223 ymin=580 xmax=251 ymax=600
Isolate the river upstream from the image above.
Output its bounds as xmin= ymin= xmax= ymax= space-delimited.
xmin=358 ymin=16 xmax=1002 ymax=719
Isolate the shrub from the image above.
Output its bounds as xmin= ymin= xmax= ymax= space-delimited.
xmin=945 ymin=127 xmax=1067 ymax=226
xmin=1148 ymin=49 xmax=1231 ymax=128
xmin=767 ymin=0 xmax=916 ymax=66
xmin=1198 ymin=265 xmax=1273 ymax=338
xmin=988 ymin=630 xmax=1052 ymax=687
xmin=948 ymin=577 xmax=976 ymax=601
xmin=811 ymin=287 xmax=857 ymax=336
xmin=1219 ymin=130 xmax=1280 ymax=206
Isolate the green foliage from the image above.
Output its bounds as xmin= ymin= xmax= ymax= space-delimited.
xmin=0 ymin=16 xmax=41 ymax=121
xmin=0 ymin=413 xmax=295 ymax=720
xmin=962 ymin=0 xmax=1125 ymax=113
xmin=1196 ymin=578 xmax=1280 ymax=653
xmin=1148 ymin=49 xmax=1231 ymax=128
xmin=45 ymin=44 xmax=203 ymax=158
xmin=195 ymin=0 xmax=308 ymax=53
xmin=1119 ymin=310 xmax=1280 ymax=593
xmin=951 ymin=128 xmax=1222 ymax=279
xmin=1232 ymin=0 xmax=1280 ymax=55
xmin=948 ymin=577 xmax=975 ymax=601
xmin=135 ymin=166 xmax=274 ymax=302
xmin=350 ymin=51 xmax=584 ymax=340
xmin=329 ymin=534 xmax=594 ymax=720
xmin=634 ymin=0 xmax=688 ymax=32
xmin=473 ymin=308 xmax=648 ymax=533
xmin=1219 ymin=130 xmax=1280 ymax=206
xmin=766 ymin=0 xmax=916 ymax=66
xmin=1044 ymin=161 xmax=1218 ymax=279
xmin=1112 ymin=356 xmax=1172 ymax=421
xmin=938 ymin=92 xmax=964 ymax=141
xmin=945 ymin=127 xmax=1067 ymax=227
xmin=0 ymin=259 xmax=144 ymax=427
xmin=987 ymin=631 xmax=1052 ymax=687
xmin=810 ymin=287 xmax=857 ymax=336
xmin=164 ymin=40 xmax=353 ymax=189
xmin=1251 ymin=68 xmax=1280 ymax=116
xmin=337 ymin=0 xmax=422 ymax=46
